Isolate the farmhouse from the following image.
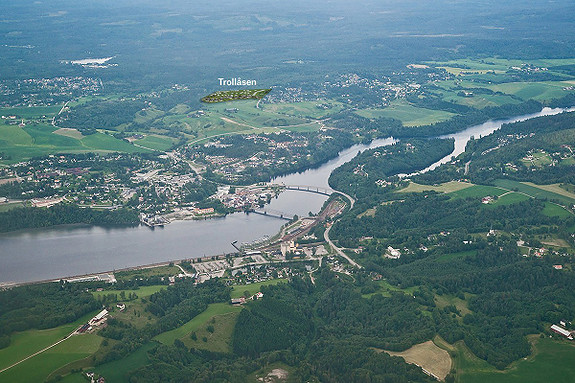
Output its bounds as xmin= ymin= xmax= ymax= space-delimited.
xmin=551 ymin=324 xmax=573 ymax=340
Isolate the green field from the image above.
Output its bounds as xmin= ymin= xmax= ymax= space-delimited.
xmin=0 ymin=310 xmax=98 ymax=372
xmin=493 ymin=179 xmax=575 ymax=206
xmin=0 ymin=333 xmax=102 ymax=383
xmin=363 ymin=279 xmax=419 ymax=298
xmin=0 ymin=123 xmax=150 ymax=163
xmin=154 ymin=302 xmax=242 ymax=345
xmin=542 ymin=202 xmax=572 ymax=218
xmin=131 ymin=134 xmax=175 ymax=151
xmin=262 ymin=100 xmax=346 ymax=119
xmin=355 ymin=100 xmax=457 ymax=126
xmin=435 ymin=294 xmax=472 ymax=317
xmin=449 ymin=185 xmax=507 ymax=199
xmin=486 ymin=192 xmax=531 ymax=207
xmin=488 ymin=81 xmax=571 ymax=101
xmin=0 ymin=105 xmax=62 ymax=119
xmin=0 ymin=202 xmax=24 ymax=212
xmin=183 ymin=311 xmax=240 ymax=353
xmin=230 ymin=278 xmax=287 ymax=299
xmin=458 ymin=337 xmax=575 ymax=383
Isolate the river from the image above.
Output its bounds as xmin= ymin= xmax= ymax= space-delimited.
xmin=0 ymin=107 xmax=571 ymax=283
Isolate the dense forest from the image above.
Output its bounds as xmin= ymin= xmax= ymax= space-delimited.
xmin=0 ymin=204 xmax=139 ymax=233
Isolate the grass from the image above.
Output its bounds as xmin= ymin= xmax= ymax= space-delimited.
xmin=487 ymin=82 xmax=570 ymax=101
xmin=230 ymin=278 xmax=287 ymax=299
xmin=92 ymin=341 xmax=156 ymax=383
xmin=0 ymin=202 xmax=24 ymax=212
xmin=0 ymin=333 xmax=102 ymax=383
xmin=542 ymin=202 xmax=572 ymax=218
xmin=183 ymin=311 xmax=241 ymax=353
xmin=0 ymin=310 xmax=98 ymax=371
xmin=383 ymin=340 xmax=453 ymax=381
xmin=436 ymin=250 xmax=477 ymax=263
xmin=154 ymin=302 xmax=242 ymax=346
xmin=435 ymin=294 xmax=472 ymax=317
xmin=91 ymin=285 xmax=167 ymax=300
xmin=459 ymin=336 xmax=575 ymax=383
xmin=0 ymin=123 xmax=150 ymax=163
xmin=363 ymin=280 xmax=419 ymax=298
xmin=523 ymin=182 xmax=575 ymax=201
xmin=486 ymin=192 xmax=531 ymax=207
xmin=493 ymin=179 xmax=575 ymax=206
xmin=355 ymin=100 xmax=456 ymax=126
xmin=398 ymin=181 xmax=474 ymax=194
xmin=449 ymin=185 xmax=507 ymax=199
xmin=0 ymin=105 xmax=62 ymax=119
xmin=262 ymin=100 xmax=345 ymax=119
xmin=134 ymin=134 xmax=175 ymax=151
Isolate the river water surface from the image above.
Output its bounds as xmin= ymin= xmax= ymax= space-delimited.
xmin=0 ymin=107 xmax=571 ymax=283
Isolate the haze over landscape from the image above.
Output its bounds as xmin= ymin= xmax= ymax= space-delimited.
xmin=2 ymin=1 xmax=575 ymax=382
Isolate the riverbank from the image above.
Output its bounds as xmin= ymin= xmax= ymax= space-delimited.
xmin=1 ymin=105 xmax=572 ymax=284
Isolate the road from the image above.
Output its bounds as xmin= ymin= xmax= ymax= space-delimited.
xmin=324 ymin=225 xmax=362 ymax=268
xmin=175 ymin=263 xmax=194 ymax=277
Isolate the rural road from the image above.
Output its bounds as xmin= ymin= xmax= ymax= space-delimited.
xmin=324 ymin=225 xmax=362 ymax=268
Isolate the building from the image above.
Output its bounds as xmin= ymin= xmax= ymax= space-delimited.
xmin=386 ymin=246 xmax=401 ymax=259
xmin=551 ymin=324 xmax=573 ymax=340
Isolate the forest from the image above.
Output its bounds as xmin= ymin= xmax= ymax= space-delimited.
xmin=0 ymin=204 xmax=139 ymax=233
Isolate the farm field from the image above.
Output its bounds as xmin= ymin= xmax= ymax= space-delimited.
xmin=383 ymin=340 xmax=452 ymax=381
xmin=485 ymin=192 xmax=531 ymax=207
xmin=0 ymin=105 xmax=62 ymax=119
xmin=0 ymin=333 xmax=102 ymax=383
xmin=0 ymin=123 xmax=150 ymax=163
xmin=522 ymin=182 xmax=575 ymax=201
xmin=0 ymin=310 xmax=98 ymax=372
xmin=355 ymin=100 xmax=457 ymax=126
xmin=398 ymin=181 xmax=473 ymax=194
xmin=493 ymin=179 xmax=575 ymax=206
xmin=262 ymin=100 xmax=345 ymax=119
xmin=542 ymin=202 xmax=572 ymax=218
xmin=449 ymin=185 xmax=507 ymax=199
xmin=458 ymin=336 xmax=575 ymax=383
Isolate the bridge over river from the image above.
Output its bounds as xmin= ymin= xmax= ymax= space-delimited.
xmin=250 ymin=184 xmax=355 ymax=220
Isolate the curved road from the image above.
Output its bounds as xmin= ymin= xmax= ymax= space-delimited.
xmin=324 ymin=225 xmax=362 ymax=268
